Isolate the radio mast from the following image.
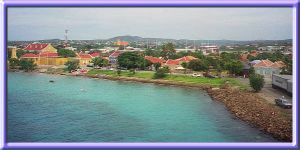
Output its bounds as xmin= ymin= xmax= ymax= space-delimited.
xmin=64 ymin=29 xmax=69 ymax=47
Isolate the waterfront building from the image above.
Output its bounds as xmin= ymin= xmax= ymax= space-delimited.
xmin=164 ymin=59 xmax=180 ymax=71
xmin=20 ymin=43 xmax=69 ymax=66
xmin=253 ymin=59 xmax=285 ymax=77
xmin=77 ymin=52 xmax=93 ymax=65
xmin=23 ymin=43 xmax=57 ymax=53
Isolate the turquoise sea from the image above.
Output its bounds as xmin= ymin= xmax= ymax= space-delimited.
xmin=7 ymin=72 xmax=276 ymax=142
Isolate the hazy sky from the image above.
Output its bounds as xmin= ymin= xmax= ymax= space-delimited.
xmin=8 ymin=7 xmax=293 ymax=41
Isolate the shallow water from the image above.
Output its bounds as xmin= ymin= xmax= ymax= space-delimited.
xmin=7 ymin=72 xmax=276 ymax=142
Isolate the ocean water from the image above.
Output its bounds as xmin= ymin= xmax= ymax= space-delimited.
xmin=7 ymin=72 xmax=276 ymax=142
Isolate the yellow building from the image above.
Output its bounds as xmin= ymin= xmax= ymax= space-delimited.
xmin=23 ymin=43 xmax=57 ymax=53
xmin=77 ymin=52 xmax=93 ymax=65
xmin=19 ymin=43 xmax=69 ymax=66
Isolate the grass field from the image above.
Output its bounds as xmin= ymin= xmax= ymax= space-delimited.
xmin=87 ymin=69 xmax=248 ymax=89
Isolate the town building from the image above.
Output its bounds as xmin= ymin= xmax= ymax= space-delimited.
xmin=109 ymin=51 xmax=122 ymax=65
xmin=199 ymin=45 xmax=219 ymax=55
xmin=77 ymin=52 xmax=93 ymax=65
xmin=23 ymin=43 xmax=57 ymax=53
xmin=253 ymin=59 xmax=285 ymax=77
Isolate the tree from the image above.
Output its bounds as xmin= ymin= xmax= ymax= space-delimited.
xmin=9 ymin=58 xmax=20 ymax=69
xmin=144 ymin=49 xmax=161 ymax=57
xmin=91 ymin=57 xmax=108 ymax=68
xmin=281 ymin=59 xmax=292 ymax=75
xmin=249 ymin=74 xmax=265 ymax=92
xmin=161 ymin=43 xmax=176 ymax=59
xmin=153 ymin=63 xmax=161 ymax=71
xmin=19 ymin=59 xmax=37 ymax=72
xmin=224 ymin=60 xmax=243 ymax=76
xmin=153 ymin=66 xmax=170 ymax=79
xmin=57 ymin=49 xmax=76 ymax=58
xmin=187 ymin=59 xmax=209 ymax=71
xmin=181 ymin=62 xmax=188 ymax=74
xmin=117 ymin=52 xmax=144 ymax=70
xmin=64 ymin=60 xmax=79 ymax=73
xmin=249 ymin=66 xmax=255 ymax=75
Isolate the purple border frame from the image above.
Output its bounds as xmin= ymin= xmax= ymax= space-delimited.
xmin=1 ymin=0 xmax=299 ymax=149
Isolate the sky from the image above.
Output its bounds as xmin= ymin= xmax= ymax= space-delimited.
xmin=7 ymin=7 xmax=293 ymax=41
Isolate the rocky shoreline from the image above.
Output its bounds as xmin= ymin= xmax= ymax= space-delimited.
xmin=87 ymin=74 xmax=293 ymax=142
xmin=9 ymin=70 xmax=293 ymax=142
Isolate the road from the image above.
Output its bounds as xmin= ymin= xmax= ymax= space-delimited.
xmin=237 ymin=77 xmax=292 ymax=104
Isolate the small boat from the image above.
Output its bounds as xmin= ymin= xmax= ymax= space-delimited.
xmin=49 ymin=80 xmax=55 ymax=83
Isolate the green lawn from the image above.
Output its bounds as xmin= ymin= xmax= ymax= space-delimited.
xmin=87 ymin=69 xmax=247 ymax=88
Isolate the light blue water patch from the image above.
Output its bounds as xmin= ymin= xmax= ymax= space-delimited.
xmin=7 ymin=72 xmax=276 ymax=142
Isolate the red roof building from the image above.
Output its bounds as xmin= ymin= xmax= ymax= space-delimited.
xmin=78 ymin=53 xmax=92 ymax=59
xmin=144 ymin=56 xmax=165 ymax=64
xmin=165 ymin=59 xmax=180 ymax=65
xmin=23 ymin=43 xmax=57 ymax=53
xmin=90 ymin=52 xmax=100 ymax=58
xmin=109 ymin=51 xmax=122 ymax=58
xmin=253 ymin=59 xmax=274 ymax=68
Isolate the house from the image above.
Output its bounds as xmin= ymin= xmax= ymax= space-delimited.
xmin=90 ymin=52 xmax=101 ymax=58
xmin=23 ymin=43 xmax=57 ymax=53
xmin=249 ymin=60 xmax=261 ymax=66
xmin=144 ymin=56 xmax=165 ymax=70
xmin=199 ymin=45 xmax=219 ymax=55
xmin=164 ymin=59 xmax=180 ymax=71
xmin=253 ymin=59 xmax=285 ymax=77
xmin=109 ymin=51 xmax=122 ymax=65
xmin=77 ymin=52 xmax=93 ymax=65
xmin=144 ymin=56 xmax=165 ymax=64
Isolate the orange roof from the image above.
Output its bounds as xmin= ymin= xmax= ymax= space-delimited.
xmin=270 ymin=61 xmax=285 ymax=68
xmin=145 ymin=56 xmax=165 ymax=64
xmin=115 ymin=41 xmax=129 ymax=46
xmin=253 ymin=59 xmax=274 ymax=68
xmin=78 ymin=53 xmax=92 ymax=59
xmin=20 ymin=53 xmax=39 ymax=58
xmin=165 ymin=59 xmax=180 ymax=65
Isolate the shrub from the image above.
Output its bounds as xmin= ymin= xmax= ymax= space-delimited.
xmin=9 ymin=58 xmax=20 ymax=69
xmin=117 ymin=69 xmax=121 ymax=76
xmin=153 ymin=66 xmax=170 ymax=79
xmin=64 ymin=60 xmax=79 ymax=73
xmin=249 ymin=73 xmax=265 ymax=92
xmin=19 ymin=59 xmax=37 ymax=72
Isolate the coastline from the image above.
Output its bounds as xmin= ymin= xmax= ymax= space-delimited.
xmin=8 ymin=70 xmax=293 ymax=142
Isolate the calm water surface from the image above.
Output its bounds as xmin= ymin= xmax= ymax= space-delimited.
xmin=7 ymin=72 xmax=276 ymax=142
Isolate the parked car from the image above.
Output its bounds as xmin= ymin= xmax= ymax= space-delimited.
xmin=275 ymin=97 xmax=292 ymax=109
